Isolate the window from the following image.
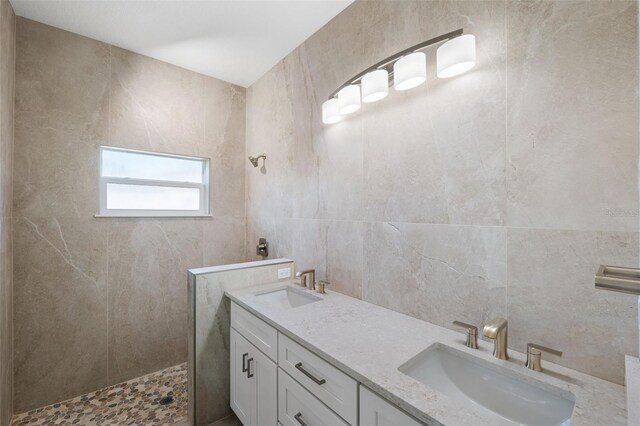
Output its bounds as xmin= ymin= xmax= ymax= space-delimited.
xmin=98 ymin=146 xmax=210 ymax=217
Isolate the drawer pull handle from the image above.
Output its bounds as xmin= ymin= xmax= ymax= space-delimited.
xmin=295 ymin=362 xmax=326 ymax=385
xmin=247 ymin=357 xmax=254 ymax=378
xmin=294 ymin=412 xmax=309 ymax=426
xmin=242 ymin=353 xmax=249 ymax=372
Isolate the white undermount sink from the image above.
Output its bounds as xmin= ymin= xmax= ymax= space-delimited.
xmin=254 ymin=286 xmax=321 ymax=309
xmin=399 ymin=343 xmax=575 ymax=426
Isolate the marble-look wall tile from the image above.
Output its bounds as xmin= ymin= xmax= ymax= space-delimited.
xmin=13 ymin=217 xmax=108 ymax=412
xmin=326 ymin=221 xmax=364 ymax=298
xmin=13 ymin=18 xmax=109 ymax=219
xmin=205 ymin=78 xmax=246 ymax=218
xmin=506 ymin=0 xmax=638 ymax=232
xmin=363 ymin=0 xmax=506 ymax=226
xmin=0 ymin=0 xmax=14 ymax=221
xmin=202 ymin=217 xmax=246 ymax=267
xmin=245 ymin=63 xmax=295 ymax=220
xmin=507 ymin=228 xmax=639 ymax=384
xmin=109 ymin=46 xmax=205 ymax=155
xmin=13 ymin=18 xmax=247 ymax=411
xmin=246 ymin=0 xmax=638 ymax=385
xmin=0 ymin=218 xmax=13 ymax=426
xmin=107 ymin=220 xmax=203 ymax=385
xmin=0 ymin=0 xmax=13 ymax=423
xmin=364 ymin=222 xmax=506 ymax=330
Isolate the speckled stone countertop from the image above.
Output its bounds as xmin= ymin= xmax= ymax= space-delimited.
xmin=226 ymin=282 xmax=627 ymax=426
xmin=626 ymin=356 xmax=639 ymax=426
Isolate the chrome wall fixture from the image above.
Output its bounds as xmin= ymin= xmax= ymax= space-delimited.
xmin=248 ymin=153 xmax=267 ymax=167
xmin=322 ymin=29 xmax=476 ymax=124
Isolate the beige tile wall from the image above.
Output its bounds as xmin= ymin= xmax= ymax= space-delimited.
xmin=0 ymin=0 xmax=14 ymax=424
xmin=245 ymin=0 xmax=639 ymax=384
xmin=12 ymin=18 xmax=247 ymax=412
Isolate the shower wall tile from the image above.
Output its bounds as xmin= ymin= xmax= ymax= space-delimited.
xmin=109 ymin=46 xmax=205 ymax=155
xmin=107 ymin=219 xmax=203 ymax=385
xmin=13 ymin=217 xmax=109 ymax=413
xmin=202 ymin=217 xmax=247 ymax=267
xmin=507 ymin=228 xmax=639 ymax=384
xmin=245 ymin=62 xmax=295 ymax=220
xmin=13 ymin=18 xmax=109 ymax=219
xmin=0 ymin=0 xmax=14 ymax=221
xmin=506 ymin=0 xmax=639 ymax=232
xmin=0 ymin=221 xmax=12 ymax=425
xmin=205 ymin=78 xmax=246 ymax=218
xmin=13 ymin=18 xmax=247 ymax=411
xmin=246 ymin=0 xmax=639 ymax=385
xmin=0 ymin=0 xmax=13 ymax=423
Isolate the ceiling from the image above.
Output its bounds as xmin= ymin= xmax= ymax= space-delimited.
xmin=10 ymin=0 xmax=353 ymax=87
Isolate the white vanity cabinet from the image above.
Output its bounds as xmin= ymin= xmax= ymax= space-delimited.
xmin=230 ymin=301 xmax=425 ymax=426
xmin=230 ymin=327 xmax=277 ymax=426
xmin=359 ymin=386 xmax=423 ymax=426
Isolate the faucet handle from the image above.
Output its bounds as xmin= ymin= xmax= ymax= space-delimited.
xmin=526 ymin=343 xmax=562 ymax=372
xmin=452 ymin=321 xmax=478 ymax=349
xmin=317 ymin=280 xmax=330 ymax=294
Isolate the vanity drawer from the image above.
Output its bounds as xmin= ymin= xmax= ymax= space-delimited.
xmin=278 ymin=333 xmax=357 ymax=425
xmin=278 ymin=368 xmax=350 ymax=426
xmin=231 ymin=302 xmax=278 ymax=362
xmin=360 ymin=386 xmax=424 ymax=426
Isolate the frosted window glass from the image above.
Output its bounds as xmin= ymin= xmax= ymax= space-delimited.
xmin=102 ymin=148 xmax=204 ymax=183
xmin=106 ymin=184 xmax=200 ymax=211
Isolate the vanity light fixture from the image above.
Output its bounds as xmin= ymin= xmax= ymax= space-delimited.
xmin=361 ymin=69 xmax=389 ymax=103
xmin=322 ymin=28 xmax=476 ymax=124
xmin=394 ymin=52 xmax=427 ymax=91
xmin=338 ymin=84 xmax=361 ymax=114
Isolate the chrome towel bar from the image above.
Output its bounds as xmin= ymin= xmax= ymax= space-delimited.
xmin=595 ymin=265 xmax=640 ymax=295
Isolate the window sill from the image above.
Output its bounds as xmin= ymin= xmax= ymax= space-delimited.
xmin=94 ymin=214 xmax=213 ymax=218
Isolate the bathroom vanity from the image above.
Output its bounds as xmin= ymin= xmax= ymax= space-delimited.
xmin=226 ymin=283 xmax=628 ymax=426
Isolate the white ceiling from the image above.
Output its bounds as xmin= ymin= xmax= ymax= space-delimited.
xmin=10 ymin=0 xmax=353 ymax=87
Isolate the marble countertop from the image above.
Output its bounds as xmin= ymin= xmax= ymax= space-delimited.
xmin=225 ymin=282 xmax=627 ymax=426
xmin=626 ymin=356 xmax=639 ymax=426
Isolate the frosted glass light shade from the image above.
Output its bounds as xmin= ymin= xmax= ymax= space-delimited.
xmin=338 ymin=85 xmax=361 ymax=114
xmin=322 ymin=98 xmax=342 ymax=124
xmin=437 ymin=34 xmax=476 ymax=78
xmin=361 ymin=69 xmax=389 ymax=103
xmin=394 ymin=52 xmax=426 ymax=91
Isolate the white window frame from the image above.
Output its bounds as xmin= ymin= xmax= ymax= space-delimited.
xmin=97 ymin=146 xmax=211 ymax=218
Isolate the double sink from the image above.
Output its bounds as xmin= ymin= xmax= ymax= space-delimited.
xmin=255 ymin=286 xmax=575 ymax=426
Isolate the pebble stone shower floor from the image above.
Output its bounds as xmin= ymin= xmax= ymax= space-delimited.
xmin=10 ymin=363 xmax=188 ymax=425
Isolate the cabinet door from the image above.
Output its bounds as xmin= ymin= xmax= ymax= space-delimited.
xmin=231 ymin=328 xmax=254 ymax=425
xmin=252 ymin=342 xmax=277 ymax=426
xmin=360 ymin=386 xmax=424 ymax=426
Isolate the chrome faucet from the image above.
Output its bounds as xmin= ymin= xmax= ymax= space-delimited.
xmin=295 ymin=269 xmax=316 ymax=290
xmin=483 ymin=318 xmax=509 ymax=360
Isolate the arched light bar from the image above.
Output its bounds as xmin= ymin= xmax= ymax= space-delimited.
xmin=321 ymin=28 xmax=475 ymax=124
